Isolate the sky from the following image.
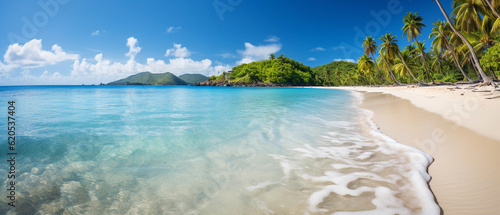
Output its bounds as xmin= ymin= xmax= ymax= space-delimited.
xmin=0 ymin=0 xmax=454 ymax=85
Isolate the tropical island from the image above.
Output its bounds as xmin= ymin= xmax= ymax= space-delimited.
xmin=107 ymin=72 xmax=208 ymax=86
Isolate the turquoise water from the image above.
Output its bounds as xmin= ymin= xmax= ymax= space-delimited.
xmin=0 ymin=86 xmax=438 ymax=214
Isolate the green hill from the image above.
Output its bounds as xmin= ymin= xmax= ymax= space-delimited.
xmin=206 ymin=55 xmax=317 ymax=86
xmin=108 ymin=72 xmax=187 ymax=85
xmin=178 ymin=74 xmax=209 ymax=85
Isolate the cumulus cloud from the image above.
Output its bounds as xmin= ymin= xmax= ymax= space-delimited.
xmin=0 ymin=61 xmax=15 ymax=78
xmin=307 ymin=57 xmax=316 ymax=61
xmin=68 ymin=37 xmax=231 ymax=84
xmin=265 ymin=35 xmax=280 ymax=42
xmin=237 ymin=42 xmax=281 ymax=65
xmin=126 ymin=37 xmax=141 ymax=61
xmin=91 ymin=30 xmax=100 ymax=36
xmin=167 ymin=26 xmax=181 ymax=33
xmin=165 ymin=43 xmax=191 ymax=58
xmin=334 ymin=58 xmax=355 ymax=63
xmin=3 ymin=39 xmax=79 ymax=68
xmin=0 ymin=37 xmax=232 ymax=85
xmin=310 ymin=47 xmax=326 ymax=52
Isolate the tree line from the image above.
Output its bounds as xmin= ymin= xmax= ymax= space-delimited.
xmin=209 ymin=1 xmax=499 ymax=87
xmin=358 ymin=0 xmax=499 ymax=86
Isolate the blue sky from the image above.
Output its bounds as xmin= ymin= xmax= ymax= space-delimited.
xmin=0 ymin=0 xmax=453 ymax=85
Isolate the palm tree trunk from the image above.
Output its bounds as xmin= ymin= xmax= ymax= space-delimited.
xmin=435 ymin=0 xmax=494 ymax=85
xmin=489 ymin=69 xmax=499 ymax=80
xmin=470 ymin=58 xmax=482 ymax=80
xmin=449 ymin=47 xmax=473 ymax=81
xmin=485 ymin=0 xmax=500 ymax=19
xmin=370 ymin=73 xmax=377 ymax=85
xmin=382 ymin=57 xmax=402 ymax=85
xmin=397 ymin=52 xmax=425 ymax=85
xmin=371 ymin=53 xmax=390 ymax=84
xmin=421 ymin=55 xmax=435 ymax=82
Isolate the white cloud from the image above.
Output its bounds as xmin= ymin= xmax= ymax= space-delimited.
xmin=167 ymin=26 xmax=181 ymax=33
xmin=310 ymin=47 xmax=326 ymax=52
xmin=67 ymin=38 xmax=231 ymax=84
xmin=307 ymin=57 xmax=316 ymax=61
xmin=125 ymin=37 xmax=141 ymax=62
xmin=3 ymin=39 xmax=79 ymax=68
xmin=165 ymin=43 xmax=191 ymax=58
xmin=334 ymin=58 xmax=355 ymax=63
xmin=237 ymin=42 xmax=281 ymax=65
xmin=91 ymin=30 xmax=100 ymax=36
xmin=1 ymin=38 xmax=232 ymax=85
xmin=0 ymin=61 xmax=15 ymax=78
xmin=265 ymin=35 xmax=280 ymax=42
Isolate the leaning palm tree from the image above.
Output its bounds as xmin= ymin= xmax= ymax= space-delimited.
xmin=358 ymin=54 xmax=376 ymax=85
xmin=377 ymin=54 xmax=402 ymax=85
xmin=429 ymin=20 xmax=473 ymax=81
xmin=434 ymin=0 xmax=494 ymax=85
xmin=380 ymin=32 xmax=424 ymax=85
xmin=393 ymin=50 xmax=418 ymax=80
xmin=464 ymin=15 xmax=499 ymax=52
xmin=404 ymin=44 xmax=421 ymax=79
xmin=402 ymin=12 xmax=427 ymax=42
xmin=459 ymin=15 xmax=500 ymax=78
xmin=414 ymin=41 xmax=435 ymax=82
xmin=362 ymin=36 xmax=389 ymax=84
xmin=483 ymin=0 xmax=500 ymax=18
xmin=429 ymin=49 xmax=444 ymax=76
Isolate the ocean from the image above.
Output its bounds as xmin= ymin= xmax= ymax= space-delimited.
xmin=0 ymin=86 xmax=439 ymax=214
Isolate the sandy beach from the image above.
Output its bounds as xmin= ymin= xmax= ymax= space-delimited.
xmin=334 ymin=85 xmax=500 ymax=214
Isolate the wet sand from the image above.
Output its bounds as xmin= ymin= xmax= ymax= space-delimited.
xmin=360 ymin=91 xmax=500 ymax=214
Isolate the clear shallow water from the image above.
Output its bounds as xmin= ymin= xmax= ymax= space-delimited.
xmin=0 ymin=86 xmax=439 ymax=214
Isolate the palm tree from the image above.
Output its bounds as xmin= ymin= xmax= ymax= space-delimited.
xmin=362 ymin=36 xmax=389 ymax=84
xmin=377 ymin=54 xmax=401 ymax=85
xmin=429 ymin=20 xmax=473 ymax=81
xmin=465 ymin=15 xmax=499 ymax=52
xmin=358 ymin=54 xmax=376 ymax=85
xmin=414 ymin=41 xmax=435 ymax=82
xmin=452 ymin=0 xmax=486 ymax=33
xmin=404 ymin=44 xmax=422 ymax=79
xmin=401 ymin=12 xmax=427 ymax=84
xmin=379 ymin=32 xmax=424 ymax=85
xmin=434 ymin=0 xmax=494 ymax=85
xmin=459 ymin=15 xmax=500 ymax=79
xmin=402 ymin=12 xmax=427 ymax=42
xmin=393 ymin=50 xmax=418 ymax=80
xmin=483 ymin=0 xmax=500 ymax=18
xmin=429 ymin=49 xmax=444 ymax=76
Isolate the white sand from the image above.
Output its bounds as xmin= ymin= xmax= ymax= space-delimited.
xmin=334 ymin=85 xmax=500 ymax=141
xmin=328 ymin=85 xmax=500 ymax=214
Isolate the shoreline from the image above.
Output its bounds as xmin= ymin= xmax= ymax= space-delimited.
xmin=335 ymin=85 xmax=500 ymax=214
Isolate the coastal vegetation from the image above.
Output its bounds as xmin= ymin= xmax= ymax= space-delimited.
xmin=198 ymin=1 xmax=498 ymax=87
xmin=353 ymin=0 xmax=499 ymax=86
xmin=204 ymin=54 xmax=317 ymax=86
